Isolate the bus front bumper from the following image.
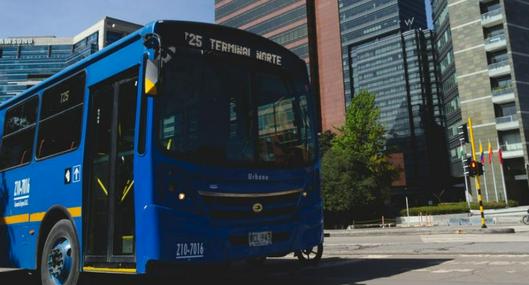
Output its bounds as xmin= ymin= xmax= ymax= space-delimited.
xmin=138 ymin=204 xmax=323 ymax=272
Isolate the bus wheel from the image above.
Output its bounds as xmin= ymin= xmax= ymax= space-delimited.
xmin=295 ymin=244 xmax=323 ymax=265
xmin=40 ymin=219 xmax=80 ymax=285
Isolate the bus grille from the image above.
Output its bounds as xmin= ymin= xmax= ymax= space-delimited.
xmin=199 ymin=189 xmax=302 ymax=224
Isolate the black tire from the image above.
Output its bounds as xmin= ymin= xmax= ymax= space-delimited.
xmin=295 ymin=244 xmax=323 ymax=265
xmin=522 ymin=215 xmax=529 ymax=225
xmin=40 ymin=219 xmax=80 ymax=285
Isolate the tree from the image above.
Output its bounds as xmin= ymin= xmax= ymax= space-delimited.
xmin=321 ymin=90 xmax=398 ymax=227
xmin=318 ymin=130 xmax=335 ymax=157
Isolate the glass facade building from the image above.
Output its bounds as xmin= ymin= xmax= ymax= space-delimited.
xmin=340 ymin=0 xmax=449 ymax=202
xmin=0 ymin=17 xmax=140 ymax=102
xmin=431 ymin=0 xmax=462 ymax=179
xmin=339 ymin=0 xmax=427 ymax=104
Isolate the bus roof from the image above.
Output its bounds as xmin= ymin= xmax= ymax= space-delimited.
xmin=0 ymin=20 xmax=305 ymax=109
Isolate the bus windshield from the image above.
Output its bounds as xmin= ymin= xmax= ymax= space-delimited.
xmin=156 ymin=47 xmax=315 ymax=168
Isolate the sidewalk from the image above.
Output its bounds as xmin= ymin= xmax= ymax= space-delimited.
xmin=324 ymin=224 xmax=528 ymax=237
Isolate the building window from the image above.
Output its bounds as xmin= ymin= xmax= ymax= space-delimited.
xmin=444 ymin=97 xmax=459 ymax=115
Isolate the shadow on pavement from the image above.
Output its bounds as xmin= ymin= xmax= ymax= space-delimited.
xmin=0 ymin=256 xmax=451 ymax=285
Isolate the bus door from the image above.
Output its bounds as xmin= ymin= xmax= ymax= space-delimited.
xmin=84 ymin=70 xmax=138 ymax=266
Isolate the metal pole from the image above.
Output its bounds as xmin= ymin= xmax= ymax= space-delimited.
xmin=497 ymin=137 xmax=509 ymax=207
xmin=489 ymin=140 xmax=499 ymax=202
xmin=460 ymin=140 xmax=471 ymax=209
xmin=480 ymin=139 xmax=489 ymax=202
xmin=405 ymin=196 xmax=410 ymax=217
xmin=468 ymin=118 xmax=487 ymax=228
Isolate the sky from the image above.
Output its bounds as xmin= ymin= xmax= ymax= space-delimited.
xmin=0 ymin=0 xmax=214 ymax=38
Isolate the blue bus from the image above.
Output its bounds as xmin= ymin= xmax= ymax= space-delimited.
xmin=0 ymin=20 xmax=323 ymax=284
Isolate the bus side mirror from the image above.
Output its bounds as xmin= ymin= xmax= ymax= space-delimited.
xmin=144 ymin=57 xmax=159 ymax=96
xmin=143 ymin=33 xmax=161 ymax=96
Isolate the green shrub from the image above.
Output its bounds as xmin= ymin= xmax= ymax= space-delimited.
xmin=400 ymin=200 xmax=518 ymax=216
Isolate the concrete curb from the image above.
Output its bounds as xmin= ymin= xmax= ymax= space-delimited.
xmin=325 ymin=227 xmax=515 ymax=237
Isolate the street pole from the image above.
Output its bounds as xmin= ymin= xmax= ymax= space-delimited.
xmin=497 ymin=137 xmax=509 ymax=207
xmin=479 ymin=139 xmax=489 ymax=202
xmin=489 ymin=139 xmax=499 ymax=202
xmin=460 ymin=139 xmax=471 ymax=210
xmin=468 ymin=118 xmax=487 ymax=228
xmin=405 ymin=196 xmax=409 ymax=217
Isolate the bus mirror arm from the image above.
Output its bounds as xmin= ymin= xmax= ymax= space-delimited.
xmin=143 ymin=33 xmax=161 ymax=58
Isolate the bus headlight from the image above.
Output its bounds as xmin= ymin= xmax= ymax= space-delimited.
xmin=178 ymin=193 xmax=186 ymax=201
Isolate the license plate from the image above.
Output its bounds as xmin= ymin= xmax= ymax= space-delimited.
xmin=249 ymin=231 xmax=272 ymax=247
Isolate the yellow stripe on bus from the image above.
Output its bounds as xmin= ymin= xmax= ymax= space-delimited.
xmin=0 ymin=213 xmax=29 ymax=225
xmin=1 ymin=207 xmax=82 ymax=225
xmin=29 ymin=212 xmax=46 ymax=222
xmin=83 ymin=266 xmax=136 ymax=274
xmin=68 ymin=207 xmax=82 ymax=217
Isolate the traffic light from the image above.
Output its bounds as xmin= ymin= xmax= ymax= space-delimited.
xmin=458 ymin=123 xmax=469 ymax=144
xmin=466 ymin=158 xmax=484 ymax=177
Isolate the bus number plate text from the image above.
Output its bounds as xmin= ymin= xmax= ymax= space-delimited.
xmin=249 ymin=231 xmax=272 ymax=247
xmin=176 ymin=242 xmax=205 ymax=259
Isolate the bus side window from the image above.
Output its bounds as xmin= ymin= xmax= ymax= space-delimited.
xmin=0 ymin=96 xmax=38 ymax=170
xmin=37 ymin=72 xmax=85 ymax=159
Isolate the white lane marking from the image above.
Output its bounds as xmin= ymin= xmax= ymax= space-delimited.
xmin=362 ymin=255 xmax=391 ymax=259
xmin=431 ymin=269 xmax=474 ymax=274
xmin=421 ymin=235 xmax=529 ymax=243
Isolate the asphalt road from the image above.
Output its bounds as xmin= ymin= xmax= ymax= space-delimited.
xmin=2 ymin=226 xmax=529 ymax=284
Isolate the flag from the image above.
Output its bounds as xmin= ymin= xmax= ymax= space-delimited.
xmin=498 ymin=147 xmax=503 ymax=164
xmin=479 ymin=143 xmax=484 ymax=164
xmin=488 ymin=142 xmax=493 ymax=164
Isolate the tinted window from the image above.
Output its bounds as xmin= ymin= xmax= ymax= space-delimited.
xmin=0 ymin=97 xmax=38 ymax=170
xmin=37 ymin=73 xmax=85 ymax=158
xmin=157 ymin=48 xmax=315 ymax=168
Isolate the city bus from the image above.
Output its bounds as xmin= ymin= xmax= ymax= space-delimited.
xmin=0 ymin=20 xmax=323 ymax=284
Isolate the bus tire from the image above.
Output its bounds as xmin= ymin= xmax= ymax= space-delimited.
xmin=40 ymin=219 xmax=80 ymax=285
xmin=295 ymin=243 xmax=323 ymax=265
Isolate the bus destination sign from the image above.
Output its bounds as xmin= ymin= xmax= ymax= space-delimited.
xmin=184 ymin=32 xmax=283 ymax=66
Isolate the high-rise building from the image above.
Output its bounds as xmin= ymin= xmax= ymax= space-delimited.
xmin=433 ymin=0 xmax=529 ymax=205
xmin=339 ymin=0 xmax=447 ymax=201
xmin=431 ymin=0 xmax=462 ymax=181
xmin=339 ymin=0 xmax=428 ymax=104
xmin=0 ymin=17 xmax=140 ymax=102
xmin=215 ymin=0 xmax=346 ymax=130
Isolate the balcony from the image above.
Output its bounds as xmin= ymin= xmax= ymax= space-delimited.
xmin=481 ymin=8 xmax=503 ymax=27
xmin=485 ymin=34 xmax=507 ymax=52
xmin=500 ymin=143 xmax=524 ymax=159
xmin=496 ymin=114 xmax=519 ymax=131
xmin=491 ymin=86 xmax=515 ymax=104
xmin=488 ymin=61 xmax=511 ymax=77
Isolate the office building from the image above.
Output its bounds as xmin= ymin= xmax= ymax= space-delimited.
xmin=339 ymin=0 xmax=428 ymax=104
xmin=433 ymin=0 xmax=529 ymax=204
xmin=0 ymin=17 xmax=140 ymax=102
xmin=431 ymin=0 xmax=463 ymax=182
xmin=340 ymin=0 xmax=448 ymax=201
xmin=215 ymin=0 xmax=346 ymax=130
